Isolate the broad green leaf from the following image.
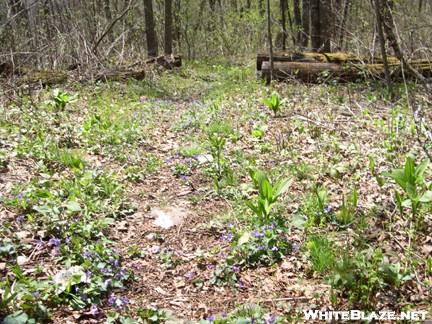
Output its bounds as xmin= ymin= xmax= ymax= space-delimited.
xmin=238 ymin=232 xmax=251 ymax=245
xmin=274 ymin=178 xmax=292 ymax=198
xmin=3 ymin=311 xmax=29 ymax=324
xmin=66 ymin=201 xmax=81 ymax=212
xmin=420 ymin=191 xmax=432 ymax=203
xmin=415 ymin=159 xmax=429 ymax=178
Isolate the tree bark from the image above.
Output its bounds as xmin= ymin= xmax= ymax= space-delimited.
xmin=310 ymin=0 xmax=331 ymax=52
xmin=143 ymin=0 xmax=158 ymax=57
xmin=300 ymin=0 xmax=310 ymax=48
xmin=293 ymin=0 xmax=302 ymax=44
xmin=280 ymin=0 xmax=287 ymax=50
xmin=266 ymin=0 xmax=273 ymax=83
xmin=310 ymin=0 xmax=321 ymax=50
xmin=164 ymin=0 xmax=173 ymax=54
xmin=380 ymin=0 xmax=425 ymax=81
xmin=104 ymin=0 xmax=114 ymax=42
xmin=338 ymin=0 xmax=350 ymax=49
xmin=373 ymin=0 xmax=392 ymax=91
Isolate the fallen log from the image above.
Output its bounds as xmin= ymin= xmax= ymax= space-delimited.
xmin=1 ymin=55 xmax=182 ymax=87
xmin=261 ymin=60 xmax=432 ymax=83
xmin=94 ymin=68 xmax=146 ymax=82
xmin=257 ymin=51 xmax=402 ymax=71
xmin=144 ymin=54 xmax=182 ymax=69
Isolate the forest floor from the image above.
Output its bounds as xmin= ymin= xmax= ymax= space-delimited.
xmin=1 ymin=61 xmax=432 ymax=323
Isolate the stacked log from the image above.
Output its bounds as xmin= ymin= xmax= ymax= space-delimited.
xmin=258 ymin=51 xmax=432 ymax=82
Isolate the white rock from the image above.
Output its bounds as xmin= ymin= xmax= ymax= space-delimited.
xmin=16 ymin=255 xmax=28 ymax=266
xmin=193 ymin=154 xmax=213 ymax=165
xmin=151 ymin=207 xmax=187 ymax=229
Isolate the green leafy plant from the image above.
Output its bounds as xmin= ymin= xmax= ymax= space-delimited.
xmin=383 ymin=156 xmax=431 ymax=225
xmin=307 ymin=235 xmax=335 ymax=274
xmin=334 ymin=188 xmax=358 ymax=227
xmin=49 ymin=89 xmax=77 ymax=111
xmin=208 ymin=133 xmax=226 ymax=181
xmin=137 ymin=307 xmax=169 ymax=323
xmin=368 ymin=155 xmax=384 ymax=187
xmin=329 ymin=249 xmax=411 ymax=309
xmin=262 ymin=92 xmax=284 ymax=116
xmin=247 ymin=170 xmax=292 ymax=223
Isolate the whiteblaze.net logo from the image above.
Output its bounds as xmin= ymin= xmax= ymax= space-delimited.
xmin=303 ymin=310 xmax=428 ymax=321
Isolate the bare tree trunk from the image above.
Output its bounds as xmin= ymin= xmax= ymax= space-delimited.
xmin=293 ymin=0 xmax=302 ymax=44
xmin=338 ymin=0 xmax=350 ymax=49
xmin=266 ymin=0 xmax=273 ymax=83
xmin=280 ymin=0 xmax=287 ymax=50
xmin=285 ymin=0 xmax=297 ymax=45
xmin=164 ymin=0 xmax=173 ymax=54
xmin=300 ymin=0 xmax=310 ymax=48
xmin=173 ymin=0 xmax=181 ymax=51
xmin=104 ymin=0 xmax=114 ymax=42
xmin=143 ymin=0 xmax=158 ymax=57
xmin=310 ymin=0 xmax=331 ymax=52
xmin=320 ymin=0 xmax=331 ymax=52
xmin=380 ymin=0 xmax=425 ymax=81
xmin=373 ymin=0 xmax=392 ymax=92
xmin=259 ymin=0 xmax=264 ymax=16
xmin=310 ymin=0 xmax=321 ymax=50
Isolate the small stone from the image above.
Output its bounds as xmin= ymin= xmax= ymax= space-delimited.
xmin=16 ymin=231 xmax=31 ymax=240
xmin=193 ymin=154 xmax=213 ymax=165
xmin=0 ymin=262 xmax=6 ymax=271
xmin=151 ymin=207 xmax=187 ymax=229
xmin=145 ymin=233 xmax=157 ymax=241
xmin=17 ymin=255 xmax=28 ymax=265
xmin=150 ymin=245 xmax=161 ymax=254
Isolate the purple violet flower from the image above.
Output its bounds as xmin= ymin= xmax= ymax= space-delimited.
xmin=34 ymin=239 xmax=44 ymax=250
xmin=238 ymin=279 xmax=245 ymax=289
xmin=48 ymin=237 xmax=61 ymax=246
xmin=265 ymin=314 xmax=277 ymax=324
xmin=104 ymin=279 xmax=112 ymax=288
xmin=33 ymin=291 xmax=41 ymax=298
xmin=16 ymin=215 xmax=26 ymax=222
xmin=253 ymin=230 xmax=264 ymax=239
xmin=89 ymin=304 xmax=99 ymax=316
xmin=107 ymin=295 xmax=116 ymax=306
xmin=206 ymin=315 xmax=216 ymax=322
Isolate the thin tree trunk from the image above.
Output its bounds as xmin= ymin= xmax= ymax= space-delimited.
xmin=143 ymin=0 xmax=158 ymax=57
xmin=259 ymin=0 xmax=264 ymax=17
xmin=293 ymin=0 xmax=302 ymax=44
xmin=320 ymin=0 xmax=331 ymax=52
xmin=380 ymin=0 xmax=425 ymax=81
xmin=310 ymin=0 xmax=321 ymax=50
xmin=164 ymin=0 xmax=173 ymax=54
xmin=338 ymin=0 xmax=350 ymax=49
xmin=266 ymin=0 xmax=273 ymax=83
xmin=280 ymin=0 xmax=287 ymax=50
xmin=285 ymin=0 xmax=297 ymax=45
xmin=104 ymin=0 xmax=114 ymax=42
xmin=373 ymin=0 xmax=392 ymax=92
xmin=300 ymin=0 xmax=310 ymax=48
